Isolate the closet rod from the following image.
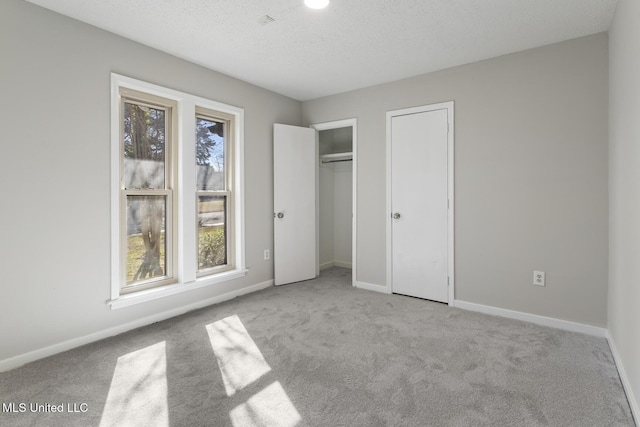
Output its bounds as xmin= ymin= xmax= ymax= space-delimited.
xmin=321 ymin=159 xmax=353 ymax=164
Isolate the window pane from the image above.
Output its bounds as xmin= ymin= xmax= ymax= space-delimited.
xmin=196 ymin=117 xmax=225 ymax=191
xmin=124 ymin=102 xmax=166 ymax=189
xmin=198 ymin=195 xmax=227 ymax=270
xmin=126 ymin=195 xmax=167 ymax=285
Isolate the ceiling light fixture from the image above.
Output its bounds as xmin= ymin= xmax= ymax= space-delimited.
xmin=304 ymin=0 xmax=329 ymax=9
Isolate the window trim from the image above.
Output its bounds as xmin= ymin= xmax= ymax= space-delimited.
xmin=110 ymin=73 xmax=246 ymax=309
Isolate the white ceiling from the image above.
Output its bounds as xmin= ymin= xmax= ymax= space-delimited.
xmin=25 ymin=0 xmax=618 ymax=101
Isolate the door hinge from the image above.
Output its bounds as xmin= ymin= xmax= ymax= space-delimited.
xmin=447 ymin=276 xmax=450 ymax=286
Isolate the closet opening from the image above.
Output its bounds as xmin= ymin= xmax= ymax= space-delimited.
xmin=311 ymin=119 xmax=357 ymax=284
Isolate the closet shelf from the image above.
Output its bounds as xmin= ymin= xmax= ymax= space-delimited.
xmin=320 ymin=152 xmax=353 ymax=163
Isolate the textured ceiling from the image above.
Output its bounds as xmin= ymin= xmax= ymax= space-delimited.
xmin=25 ymin=0 xmax=618 ymax=101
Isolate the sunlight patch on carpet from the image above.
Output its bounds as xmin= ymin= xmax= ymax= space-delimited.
xmin=206 ymin=315 xmax=272 ymax=396
xmin=99 ymin=341 xmax=168 ymax=427
xmin=230 ymin=381 xmax=301 ymax=427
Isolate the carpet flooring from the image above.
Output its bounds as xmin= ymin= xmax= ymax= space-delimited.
xmin=0 ymin=267 xmax=635 ymax=426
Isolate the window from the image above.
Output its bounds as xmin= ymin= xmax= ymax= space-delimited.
xmin=196 ymin=108 xmax=234 ymax=275
xmin=110 ymin=74 xmax=245 ymax=308
xmin=120 ymin=90 xmax=177 ymax=293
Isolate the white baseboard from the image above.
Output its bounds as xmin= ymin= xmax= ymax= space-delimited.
xmin=320 ymin=261 xmax=352 ymax=270
xmin=320 ymin=261 xmax=335 ymax=270
xmin=0 ymin=280 xmax=273 ymax=373
xmin=453 ymin=300 xmax=607 ymax=337
xmin=354 ymin=280 xmax=391 ymax=294
xmin=607 ymin=334 xmax=640 ymax=426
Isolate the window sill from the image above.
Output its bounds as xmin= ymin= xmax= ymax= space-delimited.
xmin=108 ymin=269 xmax=248 ymax=310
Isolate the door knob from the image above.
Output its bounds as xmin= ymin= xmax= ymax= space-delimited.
xmin=277 ymin=212 xmax=285 ymax=219
xmin=392 ymin=213 xmax=400 ymax=219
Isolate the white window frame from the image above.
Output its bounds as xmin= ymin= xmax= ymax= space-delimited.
xmin=195 ymin=107 xmax=235 ymax=277
xmin=110 ymin=73 xmax=246 ymax=309
xmin=118 ymin=90 xmax=178 ymax=293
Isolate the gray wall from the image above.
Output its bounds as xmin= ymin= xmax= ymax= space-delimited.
xmin=0 ymin=0 xmax=301 ymax=361
xmin=608 ymin=0 xmax=640 ymax=417
xmin=303 ymin=34 xmax=609 ymax=327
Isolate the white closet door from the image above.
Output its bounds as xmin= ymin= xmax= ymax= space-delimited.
xmin=273 ymin=124 xmax=317 ymax=286
xmin=390 ymin=108 xmax=449 ymax=302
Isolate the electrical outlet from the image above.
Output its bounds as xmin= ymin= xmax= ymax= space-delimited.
xmin=533 ymin=270 xmax=545 ymax=286
xmin=264 ymin=249 xmax=270 ymax=261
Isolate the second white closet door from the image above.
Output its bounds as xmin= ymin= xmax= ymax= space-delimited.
xmin=391 ymin=108 xmax=448 ymax=302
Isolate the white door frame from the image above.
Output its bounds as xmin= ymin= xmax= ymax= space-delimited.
xmin=310 ymin=118 xmax=357 ymax=287
xmin=385 ymin=102 xmax=455 ymax=304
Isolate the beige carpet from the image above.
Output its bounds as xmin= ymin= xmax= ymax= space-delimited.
xmin=0 ymin=267 xmax=634 ymax=426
